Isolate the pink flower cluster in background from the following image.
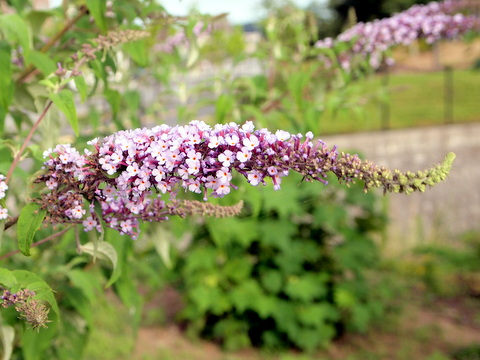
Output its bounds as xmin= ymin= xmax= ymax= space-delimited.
xmin=315 ymin=0 xmax=479 ymax=70
xmin=154 ymin=21 xmax=212 ymax=53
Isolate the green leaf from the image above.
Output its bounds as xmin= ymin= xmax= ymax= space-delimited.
xmin=0 ymin=41 xmax=13 ymax=133
xmin=25 ymin=281 xmax=60 ymax=317
xmin=229 ymin=279 xmax=265 ymax=313
xmin=113 ymin=273 xmax=143 ymax=329
xmin=0 ymin=14 xmax=31 ymax=62
xmin=67 ymin=269 xmax=101 ymax=304
xmin=189 ymin=285 xmax=228 ymax=314
xmin=74 ymin=76 xmax=88 ymax=102
xmin=284 ymin=273 xmax=328 ymax=302
xmin=186 ymin=42 xmax=199 ymax=68
xmin=104 ymin=228 xmax=128 ymax=287
xmin=10 ymin=272 xmax=59 ymax=322
xmin=184 ymin=246 xmax=218 ymax=274
xmin=21 ymin=313 xmax=58 ymax=360
xmin=79 ymin=241 xmax=118 ymax=270
xmin=26 ymin=10 xmax=55 ymax=35
xmin=334 ymin=287 xmax=357 ymax=308
xmin=297 ymin=303 xmax=338 ymax=327
xmin=104 ymin=88 xmax=122 ymax=128
xmin=213 ymin=318 xmax=250 ymax=351
xmin=49 ymin=90 xmax=78 ymax=136
xmin=223 ymin=257 xmax=252 ymax=283
xmin=0 ymin=43 xmax=12 ymax=105
xmin=12 ymin=270 xmax=59 ymax=317
xmin=349 ymin=304 xmax=371 ymax=332
xmin=242 ymin=104 xmax=266 ymax=124
xmin=260 ymin=270 xmax=283 ymax=294
xmin=206 ymin=217 xmax=257 ymax=247
xmin=0 ymin=219 xmax=5 ymax=253
xmin=0 ymin=268 xmax=17 ymax=289
xmin=53 ymin=314 xmax=88 ymax=360
xmin=64 ymin=287 xmax=92 ymax=328
xmin=252 ymin=295 xmax=277 ymax=319
xmin=17 ymin=203 xmax=46 ymax=256
xmin=151 ymin=226 xmax=172 ymax=269
xmin=261 ymin=181 xmax=303 ymax=219
xmin=287 ymin=71 xmax=312 ymax=111
xmin=313 ymin=203 xmax=347 ymax=231
xmin=89 ymin=59 xmax=107 ymax=86
xmin=0 ymin=321 xmax=15 ymax=360
xmin=12 ymin=83 xmax=36 ymax=113
xmin=215 ymin=94 xmax=234 ymax=123
xmin=28 ymin=51 xmax=56 ymax=76
xmin=271 ymin=299 xmax=297 ymax=334
xmin=259 ymin=219 xmax=296 ymax=251
xmin=124 ymin=90 xmax=141 ymax=128
xmin=294 ymin=326 xmax=335 ymax=352
xmin=123 ymin=39 xmax=149 ymax=67
xmin=85 ymin=0 xmax=107 ymax=32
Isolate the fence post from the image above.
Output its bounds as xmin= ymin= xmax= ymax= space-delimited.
xmin=381 ymin=69 xmax=390 ymax=130
xmin=444 ymin=66 xmax=453 ymax=124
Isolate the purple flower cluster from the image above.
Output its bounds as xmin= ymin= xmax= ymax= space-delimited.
xmin=1 ymin=289 xmax=50 ymax=330
xmin=0 ymin=174 xmax=8 ymax=220
xmin=36 ymin=120 xmax=454 ymax=239
xmin=315 ymin=0 xmax=479 ymax=70
xmin=1 ymin=289 xmax=36 ymax=307
xmin=37 ymin=121 xmax=320 ymax=237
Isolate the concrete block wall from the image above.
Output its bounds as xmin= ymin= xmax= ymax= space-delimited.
xmin=322 ymin=122 xmax=480 ymax=251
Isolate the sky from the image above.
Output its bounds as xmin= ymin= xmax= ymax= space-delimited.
xmin=162 ymin=0 xmax=322 ymax=24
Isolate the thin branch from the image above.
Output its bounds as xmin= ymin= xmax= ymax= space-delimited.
xmin=0 ymin=226 xmax=74 ymax=261
xmin=5 ymin=100 xmax=53 ymax=185
xmin=4 ymin=216 xmax=19 ymax=231
xmin=16 ymin=6 xmax=88 ymax=84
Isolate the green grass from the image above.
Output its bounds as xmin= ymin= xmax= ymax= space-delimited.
xmin=319 ymin=69 xmax=480 ymax=134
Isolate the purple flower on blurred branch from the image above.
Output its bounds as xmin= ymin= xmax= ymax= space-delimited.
xmin=1 ymin=289 xmax=50 ymax=331
xmin=35 ymin=121 xmax=454 ymax=239
xmin=315 ymin=0 xmax=480 ymax=70
xmin=155 ymin=21 xmax=213 ymax=54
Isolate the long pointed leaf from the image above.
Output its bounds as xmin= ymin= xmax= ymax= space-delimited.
xmin=49 ymin=90 xmax=78 ymax=136
xmin=0 ymin=41 xmax=13 ymax=134
xmin=85 ymin=0 xmax=107 ymax=32
xmin=17 ymin=203 xmax=46 ymax=256
xmin=80 ymin=241 xmax=118 ymax=271
xmin=0 ymin=321 xmax=14 ymax=360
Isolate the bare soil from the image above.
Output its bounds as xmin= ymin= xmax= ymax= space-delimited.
xmin=133 ymin=284 xmax=480 ymax=360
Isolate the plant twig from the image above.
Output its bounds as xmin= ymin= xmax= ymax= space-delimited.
xmin=5 ymin=101 xmax=53 ymax=185
xmin=16 ymin=6 xmax=88 ymax=84
xmin=0 ymin=226 xmax=73 ymax=261
xmin=4 ymin=216 xmax=19 ymax=231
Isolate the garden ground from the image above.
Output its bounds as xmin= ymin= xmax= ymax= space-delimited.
xmin=133 ymin=284 xmax=480 ymax=360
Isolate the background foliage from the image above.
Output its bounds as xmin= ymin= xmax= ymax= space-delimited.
xmin=0 ymin=0 xmax=477 ymax=359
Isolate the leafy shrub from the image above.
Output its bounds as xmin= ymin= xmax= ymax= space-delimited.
xmin=0 ymin=0 xmax=471 ymax=358
xmin=173 ymin=171 xmax=389 ymax=351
